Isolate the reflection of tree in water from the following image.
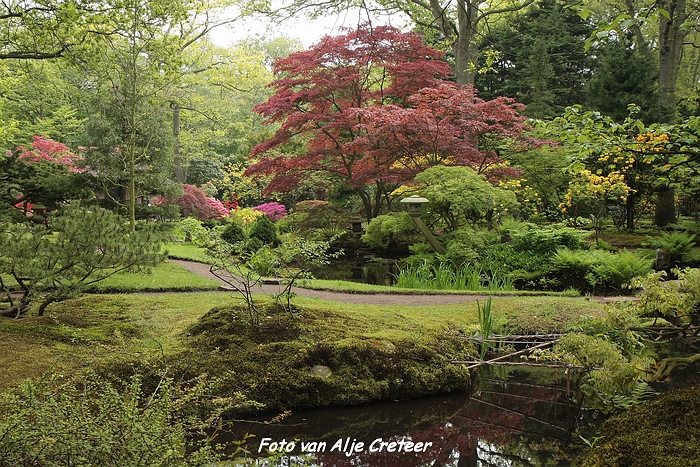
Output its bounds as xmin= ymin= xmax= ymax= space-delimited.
xmin=234 ymin=368 xmax=588 ymax=467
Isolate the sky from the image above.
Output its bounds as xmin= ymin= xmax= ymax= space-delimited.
xmin=209 ymin=7 xmax=408 ymax=48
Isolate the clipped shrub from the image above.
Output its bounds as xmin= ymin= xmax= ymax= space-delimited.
xmin=221 ymin=222 xmax=246 ymax=245
xmin=249 ymin=214 xmax=278 ymax=245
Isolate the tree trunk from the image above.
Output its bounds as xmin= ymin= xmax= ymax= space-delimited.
xmin=654 ymin=186 xmax=676 ymax=226
xmin=654 ymin=0 xmax=686 ymax=224
xmin=454 ymin=0 xmax=478 ymax=85
xmin=658 ymin=0 xmax=687 ymax=123
xmin=172 ymin=101 xmax=185 ymax=183
xmin=626 ymin=190 xmax=635 ymax=230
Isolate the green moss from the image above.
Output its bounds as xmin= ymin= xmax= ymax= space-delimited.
xmin=167 ymin=305 xmax=473 ymax=416
xmin=579 ymin=386 xmax=700 ymax=467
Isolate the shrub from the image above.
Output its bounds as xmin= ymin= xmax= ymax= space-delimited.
xmin=253 ymin=201 xmax=287 ymax=221
xmin=221 ymin=222 xmax=246 ymax=245
xmin=510 ymin=224 xmax=590 ymax=254
xmin=249 ymin=214 xmax=278 ymax=245
xmin=551 ymin=248 xmax=598 ymax=291
xmin=0 ymin=375 xmax=221 ymax=466
xmin=173 ymin=217 xmax=210 ymax=246
xmin=362 ymin=212 xmax=416 ymax=249
xmin=228 ymin=207 xmax=263 ymax=228
xmin=644 ymin=231 xmax=697 ymax=266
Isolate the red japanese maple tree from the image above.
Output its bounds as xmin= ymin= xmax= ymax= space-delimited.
xmin=246 ymin=25 xmax=529 ymax=221
xmin=246 ymin=25 xmax=452 ymax=220
xmin=16 ymin=136 xmax=85 ymax=172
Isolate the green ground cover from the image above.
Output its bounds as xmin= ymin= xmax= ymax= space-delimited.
xmin=91 ymin=260 xmax=221 ymax=292
xmin=165 ymin=241 xmax=213 ymax=263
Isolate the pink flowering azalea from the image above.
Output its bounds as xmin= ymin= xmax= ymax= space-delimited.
xmin=253 ymin=201 xmax=287 ymax=221
xmin=16 ymin=136 xmax=86 ymax=173
xmin=206 ymin=197 xmax=230 ymax=219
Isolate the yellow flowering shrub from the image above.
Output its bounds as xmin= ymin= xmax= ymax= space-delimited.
xmin=560 ymin=170 xmax=630 ymax=216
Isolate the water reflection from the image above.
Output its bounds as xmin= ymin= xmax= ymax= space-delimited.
xmin=311 ymin=258 xmax=397 ymax=285
xmin=223 ymin=367 xmax=594 ymax=466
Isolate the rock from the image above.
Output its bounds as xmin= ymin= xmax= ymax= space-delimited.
xmin=309 ymin=365 xmax=333 ymax=378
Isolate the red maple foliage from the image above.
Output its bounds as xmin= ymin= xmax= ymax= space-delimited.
xmin=246 ymin=25 xmax=531 ymax=221
xmin=346 ymin=83 xmax=528 ymax=183
xmin=16 ymin=136 xmax=85 ymax=172
xmin=154 ymin=184 xmax=228 ymax=220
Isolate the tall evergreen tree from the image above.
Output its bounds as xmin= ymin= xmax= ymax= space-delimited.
xmin=476 ymin=0 xmax=593 ymax=118
xmin=587 ymin=40 xmax=662 ymax=124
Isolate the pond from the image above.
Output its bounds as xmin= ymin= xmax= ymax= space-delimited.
xmin=218 ymin=366 xmax=600 ymax=466
xmin=311 ymin=257 xmax=398 ymax=285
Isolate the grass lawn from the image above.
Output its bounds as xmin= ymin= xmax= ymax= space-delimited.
xmin=164 ymin=242 xmax=212 ymax=263
xmin=90 ymin=260 xmax=221 ymax=292
xmin=303 ymin=278 xmax=581 ymax=296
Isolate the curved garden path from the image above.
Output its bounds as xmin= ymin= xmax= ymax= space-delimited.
xmin=169 ymin=259 xmax=633 ymax=306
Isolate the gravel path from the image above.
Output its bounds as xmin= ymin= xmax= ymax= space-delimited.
xmin=170 ymin=259 xmax=634 ymax=306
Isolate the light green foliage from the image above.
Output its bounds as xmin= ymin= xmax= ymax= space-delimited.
xmin=587 ymin=250 xmax=653 ymax=290
xmin=549 ymin=248 xmax=652 ymax=291
xmin=441 ymin=228 xmax=499 ymax=267
xmin=0 ymin=207 xmax=165 ymax=316
xmin=172 ymin=217 xmax=211 ymax=247
xmin=509 ymin=223 xmax=590 ymax=254
xmin=477 ymin=297 xmax=494 ymax=359
xmin=394 ymin=262 xmax=514 ymax=292
xmin=548 ymin=333 xmax=654 ymax=411
xmin=0 ymin=374 xmax=224 ymax=466
xmin=246 ymin=245 xmax=280 ymax=277
xmin=362 ymin=212 xmax=416 ymax=249
xmin=551 ymin=248 xmax=599 ymax=290
xmin=413 ymin=166 xmax=518 ymax=231
xmin=632 ymin=268 xmax=700 ymax=324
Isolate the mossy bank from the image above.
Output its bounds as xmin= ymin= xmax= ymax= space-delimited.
xmin=578 ymin=385 xmax=700 ymax=467
xmin=0 ymin=293 xmax=608 ymax=417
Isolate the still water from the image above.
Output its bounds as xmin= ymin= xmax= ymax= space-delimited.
xmin=221 ymin=366 xmax=597 ymax=466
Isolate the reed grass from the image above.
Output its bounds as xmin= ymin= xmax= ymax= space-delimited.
xmin=394 ymin=262 xmax=515 ymax=292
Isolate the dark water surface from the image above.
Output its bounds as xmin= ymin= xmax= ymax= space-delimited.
xmin=221 ymin=366 xmax=598 ymax=466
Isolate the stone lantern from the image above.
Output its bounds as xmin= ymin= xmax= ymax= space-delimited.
xmin=400 ymin=195 xmax=430 ymax=216
xmin=400 ymin=195 xmax=445 ymax=254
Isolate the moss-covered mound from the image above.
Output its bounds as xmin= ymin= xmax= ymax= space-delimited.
xmin=170 ymin=305 xmax=473 ymax=417
xmin=578 ymin=385 xmax=700 ymax=467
